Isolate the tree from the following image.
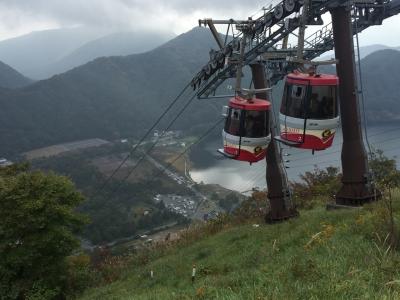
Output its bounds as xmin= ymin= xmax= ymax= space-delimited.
xmin=368 ymin=149 xmax=400 ymax=247
xmin=369 ymin=149 xmax=400 ymax=189
xmin=0 ymin=164 xmax=87 ymax=299
xmin=290 ymin=166 xmax=341 ymax=209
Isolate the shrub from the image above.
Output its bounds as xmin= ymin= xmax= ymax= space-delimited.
xmin=290 ymin=166 xmax=341 ymax=209
xmin=66 ymin=254 xmax=95 ymax=296
xmin=369 ymin=149 xmax=400 ymax=189
xmin=233 ymin=191 xmax=267 ymax=220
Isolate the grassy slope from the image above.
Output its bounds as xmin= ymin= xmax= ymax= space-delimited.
xmin=80 ymin=200 xmax=400 ymax=299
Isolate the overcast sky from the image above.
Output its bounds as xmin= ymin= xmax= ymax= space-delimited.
xmin=0 ymin=0 xmax=399 ymax=46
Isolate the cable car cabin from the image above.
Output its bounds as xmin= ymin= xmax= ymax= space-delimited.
xmin=277 ymin=72 xmax=340 ymax=151
xmin=218 ymin=96 xmax=271 ymax=163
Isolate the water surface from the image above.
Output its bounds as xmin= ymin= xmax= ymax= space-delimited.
xmin=190 ymin=124 xmax=400 ymax=192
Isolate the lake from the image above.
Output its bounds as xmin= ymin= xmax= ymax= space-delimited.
xmin=190 ymin=123 xmax=400 ymax=193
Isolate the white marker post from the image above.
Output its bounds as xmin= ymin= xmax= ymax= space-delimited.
xmin=150 ymin=270 xmax=154 ymax=279
xmin=191 ymin=265 xmax=196 ymax=284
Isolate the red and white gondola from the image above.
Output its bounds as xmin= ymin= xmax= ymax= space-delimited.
xmin=218 ymin=96 xmax=271 ymax=163
xmin=276 ymin=71 xmax=340 ymax=151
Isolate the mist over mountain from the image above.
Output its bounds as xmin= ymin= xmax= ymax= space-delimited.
xmin=0 ymin=27 xmax=174 ymax=80
xmin=0 ymin=61 xmax=33 ymax=88
xmin=0 ymin=27 xmax=107 ymax=79
xmin=319 ymin=44 xmax=400 ymax=61
xmin=46 ymin=31 xmax=176 ymax=77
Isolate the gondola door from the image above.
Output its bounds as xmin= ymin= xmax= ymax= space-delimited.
xmin=222 ymin=106 xmax=245 ymax=159
xmin=280 ymin=79 xmax=309 ymax=146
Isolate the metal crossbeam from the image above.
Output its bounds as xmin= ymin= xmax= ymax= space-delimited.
xmin=192 ymin=0 xmax=399 ymax=98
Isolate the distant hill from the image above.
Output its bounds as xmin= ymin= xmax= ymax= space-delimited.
xmin=362 ymin=49 xmax=400 ymax=123
xmin=0 ymin=61 xmax=32 ymax=88
xmin=0 ymin=28 xmax=175 ymax=79
xmin=46 ymin=31 xmax=176 ymax=77
xmin=318 ymin=49 xmax=400 ymax=123
xmin=0 ymin=27 xmax=106 ymax=79
xmin=318 ymin=44 xmax=400 ymax=61
xmin=0 ymin=27 xmax=222 ymax=156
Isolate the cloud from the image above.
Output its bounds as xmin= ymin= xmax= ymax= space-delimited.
xmin=0 ymin=0 xmax=399 ymax=45
xmin=0 ymin=0 xmax=268 ymax=34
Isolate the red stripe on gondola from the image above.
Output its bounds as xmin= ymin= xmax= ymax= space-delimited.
xmin=223 ymin=146 xmax=266 ymax=163
xmin=280 ymin=132 xmax=335 ymax=150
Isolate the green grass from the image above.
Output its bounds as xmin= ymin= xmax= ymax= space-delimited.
xmin=79 ymin=197 xmax=400 ymax=299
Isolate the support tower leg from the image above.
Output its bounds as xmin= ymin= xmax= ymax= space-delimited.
xmin=331 ymin=6 xmax=379 ymax=206
xmin=250 ymin=63 xmax=298 ymax=221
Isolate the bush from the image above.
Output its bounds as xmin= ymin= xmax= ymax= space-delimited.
xmin=369 ymin=149 xmax=400 ymax=190
xmin=233 ymin=191 xmax=267 ymax=220
xmin=290 ymin=166 xmax=341 ymax=209
xmin=66 ymin=254 xmax=95 ymax=296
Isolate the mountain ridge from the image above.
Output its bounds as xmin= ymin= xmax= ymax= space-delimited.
xmin=0 ymin=27 xmax=175 ymax=79
xmin=0 ymin=60 xmax=33 ymax=88
xmin=38 ymin=30 xmax=176 ymax=79
xmin=0 ymin=27 xmax=107 ymax=79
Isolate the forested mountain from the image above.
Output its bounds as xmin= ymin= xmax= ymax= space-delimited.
xmin=0 ymin=61 xmax=32 ymax=88
xmin=0 ymin=28 xmax=399 ymax=157
xmin=0 ymin=27 xmax=224 ymax=156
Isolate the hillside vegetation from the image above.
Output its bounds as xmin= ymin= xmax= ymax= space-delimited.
xmin=79 ymin=194 xmax=400 ymax=299
xmin=77 ymin=154 xmax=400 ymax=299
xmin=31 ymin=144 xmax=189 ymax=244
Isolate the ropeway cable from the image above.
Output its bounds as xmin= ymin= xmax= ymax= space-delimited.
xmin=98 ymin=82 xmax=192 ymax=192
xmin=104 ymin=93 xmax=198 ymax=200
xmin=354 ymin=15 xmax=373 ymax=156
xmin=153 ymin=118 xmax=224 ymax=179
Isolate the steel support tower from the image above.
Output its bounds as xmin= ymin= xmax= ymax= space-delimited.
xmin=251 ymin=63 xmax=298 ymax=221
xmin=330 ymin=5 xmax=378 ymax=206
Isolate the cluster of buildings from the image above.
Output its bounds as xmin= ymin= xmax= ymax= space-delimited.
xmin=153 ymin=130 xmax=183 ymax=146
xmin=153 ymin=130 xmax=181 ymax=138
xmin=154 ymin=194 xmax=196 ymax=218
